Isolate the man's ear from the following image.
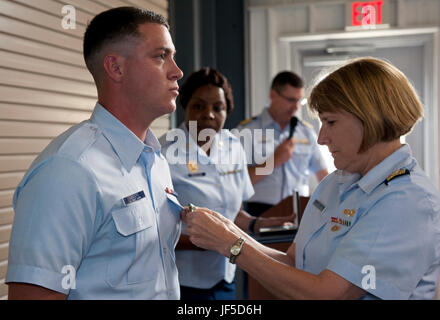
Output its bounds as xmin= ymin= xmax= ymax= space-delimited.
xmin=269 ymin=89 xmax=276 ymax=101
xmin=103 ymin=54 xmax=125 ymax=83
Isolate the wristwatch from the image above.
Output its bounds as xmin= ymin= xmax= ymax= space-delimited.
xmin=229 ymin=237 xmax=245 ymax=264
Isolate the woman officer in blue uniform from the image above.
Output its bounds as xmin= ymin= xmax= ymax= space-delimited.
xmin=159 ymin=68 xmax=293 ymax=300
xmin=182 ymin=58 xmax=440 ymax=299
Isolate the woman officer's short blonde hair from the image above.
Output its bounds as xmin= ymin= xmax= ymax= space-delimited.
xmin=308 ymin=57 xmax=424 ymax=153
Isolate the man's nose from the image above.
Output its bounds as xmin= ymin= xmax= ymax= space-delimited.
xmin=170 ymin=59 xmax=183 ymax=81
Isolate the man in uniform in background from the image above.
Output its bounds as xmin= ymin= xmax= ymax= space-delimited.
xmin=236 ymin=71 xmax=328 ymax=216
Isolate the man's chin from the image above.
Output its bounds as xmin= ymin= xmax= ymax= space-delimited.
xmin=160 ymin=103 xmax=177 ymax=116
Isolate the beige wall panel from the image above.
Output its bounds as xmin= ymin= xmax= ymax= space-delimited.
xmin=0 ymin=33 xmax=85 ymax=68
xmin=0 ymin=138 xmax=51 ymax=155
xmin=151 ymin=127 xmax=168 ymax=138
xmin=0 ymin=172 xmax=25 ymax=191
xmin=0 ymin=208 xmax=14 ymax=227
xmin=0 ymin=282 xmax=7 ymax=300
xmin=12 ymin=0 xmax=93 ymax=26
xmin=0 ymin=121 xmax=71 ymax=138
xmin=0 ymin=226 xmax=12 ymax=244
xmin=0 ymin=261 xmax=7 ymax=280
xmin=0 ymin=51 xmax=93 ymax=83
xmin=0 ymin=245 xmax=8 ymax=270
xmin=145 ymin=0 xmax=168 ymax=10
xmin=0 ymin=15 xmax=82 ymax=52
xmin=56 ymin=0 xmax=111 ymax=15
xmin=152 ymin=114 xmax=170 ymax=126
xmin=0 ymin=282 xmax=6 ymax=300
xmin=0 ymin=87 xmax=96 ymax=111
xmin=0 ymin=190 xmax=14 ymax=209
xmin=0 ymin=155 xmax=36 ymax=173
xmin=0 ymin=69 xmax=97 ymax=97
xmin=94 ymin=0 xmax=128 ymax=8
xmin=0 ymin=104 xmax=91 ymax=124
xmin=1 ymin=0 xmax=85 ymax=38
xmin=124 ymin=0 xmax=168 ymax=17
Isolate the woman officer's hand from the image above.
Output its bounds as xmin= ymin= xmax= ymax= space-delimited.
xmin=182 ymin=206 xmax=247 ymax=257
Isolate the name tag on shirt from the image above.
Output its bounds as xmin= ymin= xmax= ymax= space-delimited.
xmin=123 ymin=190 xmax=146 ymax=206
xmin=313 ymin=199 xmax=326 ymax=213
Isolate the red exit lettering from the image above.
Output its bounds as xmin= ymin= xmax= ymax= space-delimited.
xmin=352 ymin=1 xmax=383 ymax=26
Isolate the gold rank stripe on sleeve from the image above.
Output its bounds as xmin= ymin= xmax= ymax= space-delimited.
xmin=239 ymin=116 xmax=256 ymax=126
xmin=384 ymin=168 xmax=410 ymax=185
xmin=219 ymin=169 xmax=243 ymax=176
xmin=293 ymin=138 xmax=310 ymax=145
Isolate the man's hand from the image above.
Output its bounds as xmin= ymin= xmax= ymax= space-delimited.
xmin=273 ymin=137 xmax=296 ymax=167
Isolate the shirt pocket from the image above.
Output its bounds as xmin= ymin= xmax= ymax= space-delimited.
xmin=111 ymin=204 xmax=154 ymax=236
xmin=293 ymin=144 xmax=312 ymax=172
xmin=106 ymin=203 xmax=157 ymax=287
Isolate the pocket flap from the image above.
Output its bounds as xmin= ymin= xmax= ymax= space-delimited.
xmin=111 ymin=205 xmax=153 ymax=236
xmin=166 ymin=193 xmax=183 ymax=212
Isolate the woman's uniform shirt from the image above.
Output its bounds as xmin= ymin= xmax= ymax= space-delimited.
xmin=294 ymin=144 xmax=440 ymax=299
xmin=159 ymin=123 xmax=254 ymax=289
xmin=6 ymin=104 xmax=182 ymax=299
xmin=236 ymin=107 xmax=327 ymax=203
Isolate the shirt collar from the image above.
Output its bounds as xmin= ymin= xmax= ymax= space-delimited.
xmin=261 ymin=107 xmax=277 ymax=130
xmin=90 ymin=103 xmax=160 ymax=172
xmin=337 ymin=144 xmax=415 ymax=195
xmin=178 ymin=122 xmax=230 ymax=162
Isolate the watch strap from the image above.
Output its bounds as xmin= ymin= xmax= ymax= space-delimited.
xmin=229 ymin=237 xmax=245 ymax=264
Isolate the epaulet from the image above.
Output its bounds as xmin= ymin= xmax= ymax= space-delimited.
xmin=239 ymin=116 xmax=257 ymax=126
xmin=299 ymin=119 xmax=313 ymax=129
xmin=384 ymin=168 xmax=410 ymax=185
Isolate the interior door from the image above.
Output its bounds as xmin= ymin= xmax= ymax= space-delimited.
xmin=300 ymin=44 xmax=425 ymax=174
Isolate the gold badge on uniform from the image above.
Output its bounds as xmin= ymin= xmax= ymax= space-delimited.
xmin=187 ymin=160 xmax=198 ymax=173
xmin=331 ymin=225 xmax=340 ymax=232
xmin=343 ymin=209 xmax=356 ymax=217
xmin=294 ymin=138 xmax=310 ymax=145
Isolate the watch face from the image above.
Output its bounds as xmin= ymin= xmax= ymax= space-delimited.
xmin=231 ymin=246 xmax=240 ymax=255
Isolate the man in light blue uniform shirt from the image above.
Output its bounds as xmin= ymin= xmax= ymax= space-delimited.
xmin=6 ymin=7 xmax=184 ymax=299
xmin=236 ymin=71 xmax=328 ymax=215
xmin=295 ymin=144 xmax=440 ymax=299
xmin=160 ymin=123 xmax=254 ymax=292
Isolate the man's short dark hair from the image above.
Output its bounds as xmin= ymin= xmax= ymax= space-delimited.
xmin=271 ymin=71 xmax=304 ymax=92
xmin=179 ymin=67 xmax=234 ymax=114
xmin=83 ymin=6 xmax=169 ymax=79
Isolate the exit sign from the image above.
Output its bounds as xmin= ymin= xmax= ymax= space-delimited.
xmin=346 ymin=0 xmax=390 ymax=30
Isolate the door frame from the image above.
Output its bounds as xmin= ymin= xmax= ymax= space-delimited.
xmin=280 ymin=27 xmax=439 ymax=187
